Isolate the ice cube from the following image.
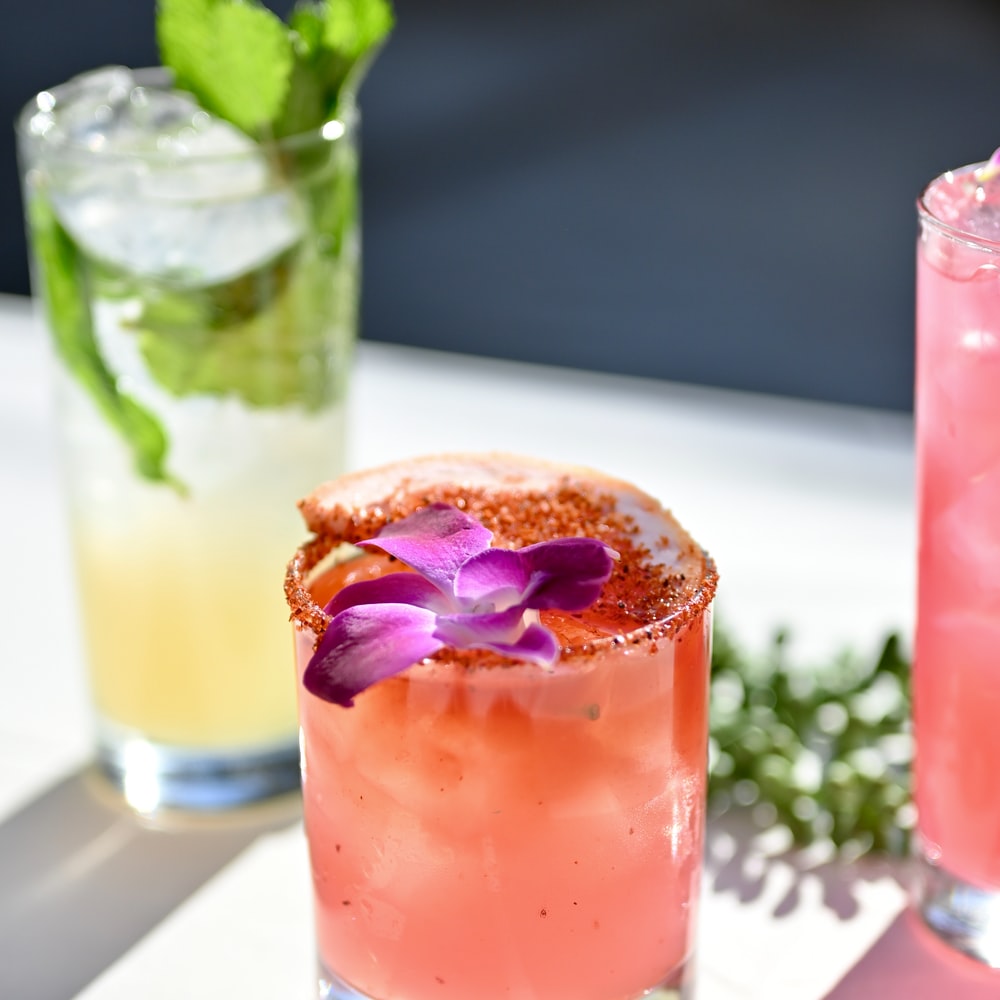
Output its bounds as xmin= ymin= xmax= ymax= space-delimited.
xmin=931 ymin=466 xmax=1000 ymax=604
xmin=27 ymin=67 xmax=135 ymax=148
xmin=33 ymin=66 xmax=302 ymax=285
xmin=941 ymin=325 xmax=1000 ymax=414
xmin=954 ymin=201 xmax=1000 ymax=244
xmin=924 ymin=168 xmax=1000 ymax=243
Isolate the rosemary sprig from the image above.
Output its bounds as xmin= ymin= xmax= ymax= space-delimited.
xmin=709 ymin=625 xmax=913 ymax=858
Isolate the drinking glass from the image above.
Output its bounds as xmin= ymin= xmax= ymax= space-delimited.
xmin=914 ymin=161 xmax=1000 ymax=966
xmin=285 ymin=454 xmax=718 ymax=1000
xmin=17 ymin=66 xmax=359 ymax=811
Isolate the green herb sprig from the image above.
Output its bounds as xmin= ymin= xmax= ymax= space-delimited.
xmin=157 ymin=0 xmax=394 ymax=139
xmin=28 ymin=0 xmax=392 ymax=491
xmin=709 ymin=625 xmax=913 ymax=858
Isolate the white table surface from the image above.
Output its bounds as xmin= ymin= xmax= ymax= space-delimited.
xmin=1 ymin=291 xmax=995 ymax=998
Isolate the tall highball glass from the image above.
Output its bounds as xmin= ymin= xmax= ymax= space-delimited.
xmin=17 ymin=66 xmax=359 ymax=811
xmin=914 ymin=160 xmax=1000 ymax=968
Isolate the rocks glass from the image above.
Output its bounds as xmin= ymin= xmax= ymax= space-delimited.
xmin=285 ymin=454 xmax=718 ymax=999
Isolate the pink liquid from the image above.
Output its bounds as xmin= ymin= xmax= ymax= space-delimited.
xmin=288 ymin=456 xmax=716 ymax=1000
xmin=916 ymin=167 xmax=1000 ymax=887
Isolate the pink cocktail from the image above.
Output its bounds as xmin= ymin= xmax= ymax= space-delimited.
xmin=285 ymin=455 xmax=717 ymax=1000
xmin=915 ymin=164 xmax=1000 ymax=966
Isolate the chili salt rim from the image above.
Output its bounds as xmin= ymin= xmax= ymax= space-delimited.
xmin=284 ymin=453 xmax=718 ymax=661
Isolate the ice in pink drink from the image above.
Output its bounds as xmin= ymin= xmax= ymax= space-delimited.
xmin=286 ymin=455 xmax=717 ymax=1000
xmin=916 ymin=168 xmax=1000 ymax=888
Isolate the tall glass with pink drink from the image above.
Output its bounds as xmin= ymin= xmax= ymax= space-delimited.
xmin=915 ymin=162 xmax=1000 ymax=967
xmin=285 ymin=454 xmax=717 ymax=1000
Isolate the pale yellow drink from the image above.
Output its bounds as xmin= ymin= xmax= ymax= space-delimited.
xmin=77 ymin=527 xmax=297 ymax=748
xmin=56 ymin=353 xmax=348 ymax=805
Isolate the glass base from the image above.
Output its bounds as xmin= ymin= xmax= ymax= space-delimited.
xmin=97 ymin=725 xmax=301 ymax=814
xmin=316 ymin=958 xmax=692 ymax=999
xmin=914 ymin=846 xmax=1000 ymax=968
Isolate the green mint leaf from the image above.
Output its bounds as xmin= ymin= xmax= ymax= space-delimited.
xmin=135 ymin=0 xmax=378 ymax=438
xmin=123 ymin=128 xmax=359 ymax=410
xmin=289 ymin=1 xmax=326 ymax=54
xmin=158 ymin=0 xmax=294 ymax=136
xmin=320 ymin=0 xmax=394 ymax=115
xmin=156 ymin=0 xmax=215 ymax=106
xmin=159 ymin=0 xmax=393 ymax=140
xmin=204 ymin=3 xmax=294 ymax=134
xmin=129 ymin=232 xmax=356 ymax=410
xmin=273 ymin=4 xmax=332 ymax=139
xmin=25 ymin=195 xmax=181 ymax=491
xmin=271 ymin=0 xmax=393 ymax=136
xmin=323 ymin=0 xmax=394 ymax=60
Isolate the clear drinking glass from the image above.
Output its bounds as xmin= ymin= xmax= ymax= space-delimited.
xmin=285 ymin=454 xmax=718 ymax=1000
xmin=914 ymin=162 xmax=1000 ymax=967
xmin=17 ymin=66 xmax=359 ymax=811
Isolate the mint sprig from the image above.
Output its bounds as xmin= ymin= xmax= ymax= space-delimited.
xmin=127 ymin=236 xmax=356 ymax=410
xmin=158 ymin=0 xmax=294 ymax=136
xmin=26 ymin=195 xmax=181 ymax=489
xmin=709 ymin=626 xmax=913 ymax=858
xmin=157 ymin=0 xmax=394 ymax=139
xmin=26 ymin=1 xmax=391 ymax=492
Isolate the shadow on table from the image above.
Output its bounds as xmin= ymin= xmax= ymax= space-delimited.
xmin=707 ymin=813 xmax=1000 ymax=996
xmin=0 ymin=764 xmax=301 ymax=1000
xmin=705 ymin=811 xmax=908 ymax=921
xmin=825 ymin=909 xmax=1000 ymax=999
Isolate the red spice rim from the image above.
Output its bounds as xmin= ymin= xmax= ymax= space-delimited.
xmin=284 ymin=454 xmax=719 ymax=663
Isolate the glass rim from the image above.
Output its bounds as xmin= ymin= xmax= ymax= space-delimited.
xmin=286 ymin=542 xmax=719 ymax=675
xmin=15 ymin=65 xmax=357 ymax=165
xmin=917 ymin=161 xmax=1000 ymax=254
xmin=284 ymin=454 xmax=720 ymax=667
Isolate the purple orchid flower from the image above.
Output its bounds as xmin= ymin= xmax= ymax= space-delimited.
xmin=304 ymin=502 xmax=618 ymax=707
xmin=978 ymin=147 xmax=1000 ymax=182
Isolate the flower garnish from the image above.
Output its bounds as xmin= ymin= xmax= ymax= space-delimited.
xmin=304 ymin=503 xmax=618 ymax=706
xmin=976 ymin=147 xmax=1000 ymax=182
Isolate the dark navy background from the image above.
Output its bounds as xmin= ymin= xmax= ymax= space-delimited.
xmin=5 ymin=0 xmax=1000 ymax=410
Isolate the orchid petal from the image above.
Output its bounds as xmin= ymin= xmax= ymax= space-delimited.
xmin=453 ymin=548 xmax=530 ymax=609
xmin=359 ymin=502 xmax=493 ymax=593
xmin=304 ymin=603 xmax=443 ymax=707
xmin=434 ymin=604 xmax=529 ymax=649
xmin=977 ymin=147 xmax=1000 ymax=181
xmin=517 ymin=537 xmax=617 ymax=611
xmin=303 ymin=503 xmax=617 ymax=708
xmin=324 ymin=572 xmax=453 ymax=617
xmin=435 ymin=609 xmax=559 ymax=666
xmin=484 ymin=621 xmax=560 ymax=665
